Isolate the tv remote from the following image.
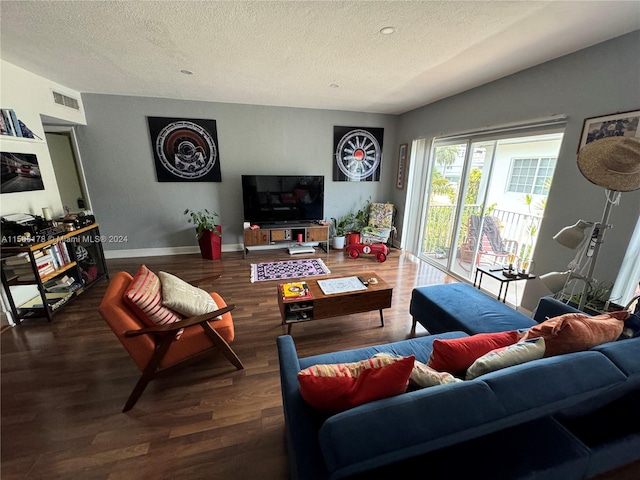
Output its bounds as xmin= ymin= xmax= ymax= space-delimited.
xmin=358 ymin=276 xmax=369 ymax=286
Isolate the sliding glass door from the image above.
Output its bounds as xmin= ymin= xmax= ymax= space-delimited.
xmin=417 ymin=128 xmax=564 ymax=303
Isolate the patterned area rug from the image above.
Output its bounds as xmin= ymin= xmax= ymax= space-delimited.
xmin=250 ymin=258 xmax=331 ymax=283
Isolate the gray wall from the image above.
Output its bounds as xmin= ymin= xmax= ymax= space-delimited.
xmin=75 ymin=30 xmax=639 ymax=298
xmin=395 ymin=30 xmax=640 ymax=296
xmin=76 ymin=98 xmax=397 ymax=252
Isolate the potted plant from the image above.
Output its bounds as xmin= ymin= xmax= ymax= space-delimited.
xmin=331 ymin=214 xmax=353 ymax=250
xmin=184 ymin=208 xmax=222 ymax=260
xmin=346 ymin=198 xmax=371 ymax=246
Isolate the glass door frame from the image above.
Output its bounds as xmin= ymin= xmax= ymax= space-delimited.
xmin=412 ymin=122 xmax=566 ymax=295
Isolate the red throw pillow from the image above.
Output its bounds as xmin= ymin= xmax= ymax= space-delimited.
xmin=123 ymin=265 xmax=184 ymax=338
xmin=427 ymin=331 xmax=519 ymax=374
xmin=520 ymin=311 xmax=628 ymax=357
xmin=297 ymin=355 xmax=415 ymax=412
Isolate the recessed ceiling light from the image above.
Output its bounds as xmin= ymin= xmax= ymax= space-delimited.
xmin=180 ymin=69 xmax=194 ymax=75
xmin=330 ymin=83 xmax=339 ymax=88
xmin=380 ymin=27 xmax=395 ymax=35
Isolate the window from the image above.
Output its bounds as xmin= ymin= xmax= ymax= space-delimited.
xmin=507 ymin=157 xmax=556 ymax=194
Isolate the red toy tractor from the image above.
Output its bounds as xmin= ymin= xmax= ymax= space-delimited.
xmin=345 ymin=242 xmax=388 ymax=262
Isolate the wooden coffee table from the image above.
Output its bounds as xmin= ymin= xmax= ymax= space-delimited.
xmin=277 ymin=272 xmax=392 ymax=334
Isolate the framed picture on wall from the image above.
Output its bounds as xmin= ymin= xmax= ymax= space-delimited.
xmin=147 ymin=117 xmax=222 ymax=182
xmin=396 ymin=143 xmax=408 ymax=189
xmin=333 ymin=126 xmax=384 ymax=182
xmin=1 ymin=151 xmax=44 ymax=193
xmin=578 ymin=109 xmax=640 ymax=152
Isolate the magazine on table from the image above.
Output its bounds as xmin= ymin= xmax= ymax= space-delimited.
xmin=281 ymin=281 xmax=312 ymax=299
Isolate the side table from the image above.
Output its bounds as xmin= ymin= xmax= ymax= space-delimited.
xmin=473 ymin=265 xmax=536 ymax=303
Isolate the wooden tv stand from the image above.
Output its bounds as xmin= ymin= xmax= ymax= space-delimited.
xmin=243 ymin=223 xmax=329 ymax=258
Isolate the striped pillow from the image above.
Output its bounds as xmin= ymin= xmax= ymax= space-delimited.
xmin=297 ymin=354 xmax=414 ymax=412
xmin=124 ymin=265 xmax=183 ymax=338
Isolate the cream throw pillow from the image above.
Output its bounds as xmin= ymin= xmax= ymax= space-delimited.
xmin=159 ymin=271 xmax=221 ymax=318
xmin=465 ymin=337 xmax=546 ymax=380
xmin=374 ymin=353 xmax=461 ymax=388
xmin=411 ymin=360 xmax=462 ymax=387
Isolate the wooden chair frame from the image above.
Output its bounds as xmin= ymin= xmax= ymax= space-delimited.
xmin=100 ymin=272 xmax=243 ymax=412
xmin=121 ymin=304 xmax=244 ymax=412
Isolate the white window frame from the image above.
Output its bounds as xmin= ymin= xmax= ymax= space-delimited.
xmin=507 ymin=157 xmax=556 ymax=195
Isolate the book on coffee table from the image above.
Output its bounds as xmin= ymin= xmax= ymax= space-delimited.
xmin=281 ymin=281 xmax=312 ymax=299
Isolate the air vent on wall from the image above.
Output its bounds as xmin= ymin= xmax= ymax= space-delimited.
xmin=52 ymin=91 xmax=80 ymax=110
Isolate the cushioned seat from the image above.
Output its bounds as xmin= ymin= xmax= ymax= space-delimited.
xmin=410 ymin=283 xmax=537 ymax=335
xmin=99 ymin=270 xmax=243 ymax=411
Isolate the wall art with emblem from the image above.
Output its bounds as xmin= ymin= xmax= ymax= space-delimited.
xmin=147 ymin=117 xmax=222 ymax=182
xmin=333 ymin=126 xmax=384 ymax=182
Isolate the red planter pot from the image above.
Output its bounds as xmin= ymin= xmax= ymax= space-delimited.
xmin=197 ymin=226 xmax=222 ymax=260
xmin=345 ymin=232 xmax=361 ymax=246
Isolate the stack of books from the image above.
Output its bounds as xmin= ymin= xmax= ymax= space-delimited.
xmin=3 ymin=252 xmax=35 ymax=281
xmin=281 ymin=281 xmax=312 ymax=300
xmin=34 ymin=250 xmax=57 ymax=278
xmin=0 ymin=108 xmax=22 ymax=137
xmin=44 ymin=275 xmax=82 ymax=294
xmin=19 ymin=292 xmax=74 ymax=311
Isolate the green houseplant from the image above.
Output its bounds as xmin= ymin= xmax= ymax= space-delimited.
xmin=184 ymin=208 xmax=222 ymax=260
xmin=346 ymin=198 xmax=371 ymax=245
xmin=331 ymin=214 xmax=353 ymax=250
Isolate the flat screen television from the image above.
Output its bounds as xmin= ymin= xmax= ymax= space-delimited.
xmin=241 ymin=175 xmax=324 ymax=226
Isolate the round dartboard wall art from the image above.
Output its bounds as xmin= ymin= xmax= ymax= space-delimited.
xmin=333 ymin=126 xmax=384 ymax=182
xmin=147 ymin=117 xmax=222 ymax=182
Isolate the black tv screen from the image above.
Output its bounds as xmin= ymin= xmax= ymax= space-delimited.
xmin=241 ymin=175 xmax=324 ymax=225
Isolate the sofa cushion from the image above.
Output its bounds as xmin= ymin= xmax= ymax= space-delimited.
xmin=318 ymin=380 xmax=505 ymax=476
xmin=158 ymin=271 xmax=221 ymax=318
xmin=123 ymin=265 xmax=183 ymax=337
xmin=297 ymin=355 xmax=415 ymax=412
xmin=410 ymin=283 xmax=537 ymax=335
xmin=298 ymin=331 xmax=468 ymax=369
xmin=481 ymin=351 xmax=627 ymax=416
xmin=466 ymin=337 xmax=546 ymax=380
xmin=521 ymin=311 xmax=628 ymax=357
xmin=592 ymin=336 xmax=640 ymax=384
xmin=620 ymin=313 xmax=640 ymax=339
xmin=427 ymin=330 xmax=519 ymax=374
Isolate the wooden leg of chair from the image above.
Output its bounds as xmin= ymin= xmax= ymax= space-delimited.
xmin=123 ymin=372 xmax=153 ymax=412
xmin=202 ymin=323 xmax=244 ymax=370
xmin=123 ymin=333 xmax=176 ymax=412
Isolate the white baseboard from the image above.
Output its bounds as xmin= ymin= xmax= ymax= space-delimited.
xmin=104 ymin=241 xmax=327 ymax=259
xmin=104 ymin=244 xmax=243 ymax=259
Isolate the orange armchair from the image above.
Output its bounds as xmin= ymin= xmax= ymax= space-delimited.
xmin=99 ymin=271 xmax=244 ymax=412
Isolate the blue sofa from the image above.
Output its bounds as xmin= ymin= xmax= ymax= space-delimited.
xmin=277 ymin=284 xmax=640 ymax=479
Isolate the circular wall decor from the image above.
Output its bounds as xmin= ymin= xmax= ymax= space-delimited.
xmin=155 ymin=120 xmax=217 ymax=180
xmin=335 ymin=129 xmax=382 ymax=181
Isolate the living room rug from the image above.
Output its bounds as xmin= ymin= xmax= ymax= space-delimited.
xmin=250 ymin=258 xmax=331 ymax=283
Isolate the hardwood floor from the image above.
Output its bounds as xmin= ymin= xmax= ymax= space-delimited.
xmin=1 ymin=248 xmax=638 ymax=479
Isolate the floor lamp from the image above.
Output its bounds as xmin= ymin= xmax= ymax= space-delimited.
xmin=540 ymin=137 xmax=640 ymax=311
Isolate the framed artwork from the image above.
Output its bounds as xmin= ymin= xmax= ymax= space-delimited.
xmin=578 ymin=109 xmax=640 ymax=152
xmin=396 ymin=143 xmax=408 ymax=189
xmin=333 ymin=126 xmax=384 ymax=182
xmin=147 ymin=117 xmax=222 ymax=182
xmin=1 ymin=151 xmax=44 ymax=193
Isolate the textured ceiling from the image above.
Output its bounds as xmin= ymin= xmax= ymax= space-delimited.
xmin=1 ymin=1 xmax=639 ymax=114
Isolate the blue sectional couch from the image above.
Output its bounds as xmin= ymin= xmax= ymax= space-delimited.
xmin=277 ymin=283 xmax=640 ymax=479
